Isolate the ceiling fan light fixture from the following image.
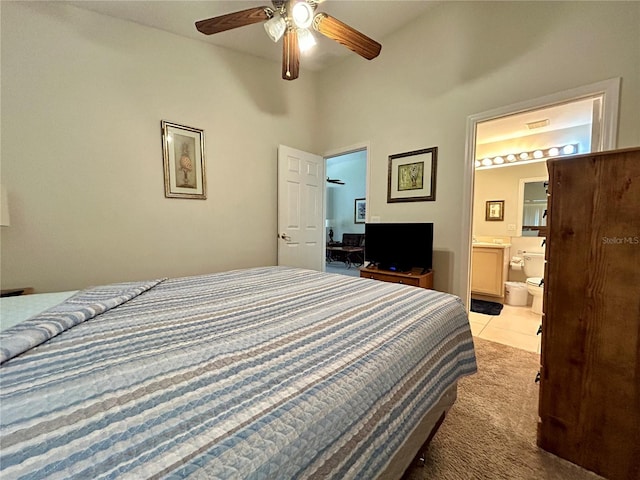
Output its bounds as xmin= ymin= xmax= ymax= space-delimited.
xmin=291 ymin=1 xmax=313 ymax=29
xmin=297 ymin=28 xmax=316 ymax=52
xmin=264 ymin=13 xmax=287 ymax=42
xmin=195 ymin=1 xmax=382 ymax=81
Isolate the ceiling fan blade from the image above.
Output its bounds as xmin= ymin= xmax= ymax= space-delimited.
xmin=282 ymin=29 xmax=300 ymax=81
xmin=313 ymin=13 xmax=381 ymax=60
xmin=195 ymin=7 xmax=270 ymax=35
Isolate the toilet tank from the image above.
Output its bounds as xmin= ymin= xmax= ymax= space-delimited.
xmin=523 ymin=252 xmax=545 ymax=277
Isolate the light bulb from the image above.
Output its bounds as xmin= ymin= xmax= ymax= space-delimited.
xmin=548 ymin=147 xmax=559 ymax=156
xmin=482 ymin=158 xmax=492 ymax=166
xmin=475 ymin=160 xmax=481 ymax=168
xmin=533 ymin=150 xmax=544 ymax=159
xmin=297 ymin=28 xmax=316 ymax=52
xmin=507 ymin=154 xmax=516 ymax=162
xmin=563 ymin=144 xmax=576 ymax=155
xmin=519 ymin=152 xmax=529 ymax=160
xmin=494 ymin=156 xmax=504 ymax=164
xmin=291 ymin=2 xmax=313 ymax=29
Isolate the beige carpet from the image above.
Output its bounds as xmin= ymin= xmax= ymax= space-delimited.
xmin=403 ymin=338 xmax=605 ymax=480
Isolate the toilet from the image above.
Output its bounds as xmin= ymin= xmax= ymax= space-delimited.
xmin=523 ymin=253 xmax=545 ymax=314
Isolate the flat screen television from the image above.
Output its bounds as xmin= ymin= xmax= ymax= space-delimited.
xmin=364 ymin=222 xmax=433 ymax=273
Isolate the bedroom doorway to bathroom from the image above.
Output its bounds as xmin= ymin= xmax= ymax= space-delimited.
xmin=464 ymin=78 xmax=620 ymax=351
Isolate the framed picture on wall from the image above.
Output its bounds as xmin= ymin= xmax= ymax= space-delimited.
xmin=161 ymin=120 xmax=206 ymax=199
xmin=486 ymin=200 xmax=504 ymax=221
xmin=387 ymin=147 xmax=437 ymax=202
xmin=354 ymin=198 xmax=366 ymax=224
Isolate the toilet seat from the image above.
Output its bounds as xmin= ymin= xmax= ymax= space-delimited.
xmin=527 ymin=276 xmax=543 ymax=287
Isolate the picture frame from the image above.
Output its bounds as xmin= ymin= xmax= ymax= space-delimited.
xmin=387 ymin=147 xmax=437 ymax=203
xmin=161 ymin=120 xmax=206 ymax=199
xmin=486 ymin=200 xmax=504 ymax=221
xmin=354 ymin=198 xmax=366 ymax=224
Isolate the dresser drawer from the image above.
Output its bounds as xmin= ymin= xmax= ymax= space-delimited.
xmin=360 ymin=268 xmax=433 ymax=289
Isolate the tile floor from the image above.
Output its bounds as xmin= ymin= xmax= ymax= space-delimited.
xmin=469 ymin=303 xmax=542 ymax=353
xmin=326 ymin=264 xmax=542 ymax=354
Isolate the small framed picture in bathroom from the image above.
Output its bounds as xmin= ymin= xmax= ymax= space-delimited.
xmin=486 ymin=200 xmax=504 ymax=221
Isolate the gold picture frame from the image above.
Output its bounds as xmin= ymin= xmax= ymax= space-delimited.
xmin=486 ymin=200 xmax=504 ymax=221
xmin=387 ymin=147 xmax=437 ymax=202
xmin=161 ymin=120 xmax=206 ymax=199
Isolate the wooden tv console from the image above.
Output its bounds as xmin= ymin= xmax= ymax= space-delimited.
xmin=359 ymin=266 xmax=433 ymax=289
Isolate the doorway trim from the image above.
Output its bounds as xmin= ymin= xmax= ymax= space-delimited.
xmin=460 ymin=77 xmax=621 ymax=308
xmin=323 ymin=142 xmax=370 ymax=272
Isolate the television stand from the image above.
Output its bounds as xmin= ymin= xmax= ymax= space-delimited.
xmin=360 ymin=266 xmax=433 ymax=290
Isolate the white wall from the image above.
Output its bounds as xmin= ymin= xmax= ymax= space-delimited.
xmin=0 ymin=2 xmax=319 ymax=292
xmin=317 ymin=1 xmax=640 ymax=296
xmin=473 ymin=162 xmax=548 ymax=238
xmin=2 ymin=1 xmax=639 ymax=298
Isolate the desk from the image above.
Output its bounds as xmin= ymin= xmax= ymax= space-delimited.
xmin=326 ymin=246 xmax=364 ymax=268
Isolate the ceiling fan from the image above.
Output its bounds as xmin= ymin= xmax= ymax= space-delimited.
xmin=195 ymin=0 xmax=382 ymax=81
xmin=326 ymin=177 xmax=344 ymax=185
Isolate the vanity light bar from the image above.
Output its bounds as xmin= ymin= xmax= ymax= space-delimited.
xmin=475 ymin=143 xmax=579 ymax=169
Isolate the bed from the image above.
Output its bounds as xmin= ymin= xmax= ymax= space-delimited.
xmin=0 ymin=266 xmax=477 ymax=479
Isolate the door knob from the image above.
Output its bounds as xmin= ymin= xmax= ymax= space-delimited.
xmin=280 ymin=233 xmax=292 ymax=241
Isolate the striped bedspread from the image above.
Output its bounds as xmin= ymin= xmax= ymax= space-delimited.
xmin=0 ymin=267 xmax=476 ymax=479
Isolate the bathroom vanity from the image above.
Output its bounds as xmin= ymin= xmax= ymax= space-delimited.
xmin=470 ymin=243 xmax=510 ymax=299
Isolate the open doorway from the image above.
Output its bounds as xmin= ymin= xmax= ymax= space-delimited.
xmin=324 ymin=148 xmax=368 ymax=277
xmin=463 ymin=78 xmax=620 ymax=352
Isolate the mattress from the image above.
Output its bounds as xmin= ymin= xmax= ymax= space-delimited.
xmin=0 ymin=291 xmax=78 ymax=331
xmin=0 ymin=266 xmax=476 ymax=479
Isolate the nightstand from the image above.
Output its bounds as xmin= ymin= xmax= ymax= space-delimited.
xmin=1 ymin=287 xmax=34 ymax=297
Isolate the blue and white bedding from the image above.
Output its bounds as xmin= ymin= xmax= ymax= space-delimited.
xmin=0 ymin=267 xmax=476 ymax=479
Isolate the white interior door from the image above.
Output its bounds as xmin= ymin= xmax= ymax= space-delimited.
xmin=277 ymin=145 xmax=324 ymax=270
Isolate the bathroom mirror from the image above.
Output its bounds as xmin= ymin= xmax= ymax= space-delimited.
xmin=517 ymin=176 xmax=548 ymax=236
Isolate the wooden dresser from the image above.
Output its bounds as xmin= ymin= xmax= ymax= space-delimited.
xmin=538 ymin=147 xmax=640 ymax=480
xmin=359 ymin=266 xmax=433 ymax=289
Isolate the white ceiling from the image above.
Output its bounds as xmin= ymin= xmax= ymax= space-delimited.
xmin=65 ymin=0 xmax=438 ymax=71
xmin=476 ymin=98 xmax=593 ymax=144
xmin=63 ymin=0 xmax=593 ymax=141
xmin=476 ymin=98 xmax=595 ymax=146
